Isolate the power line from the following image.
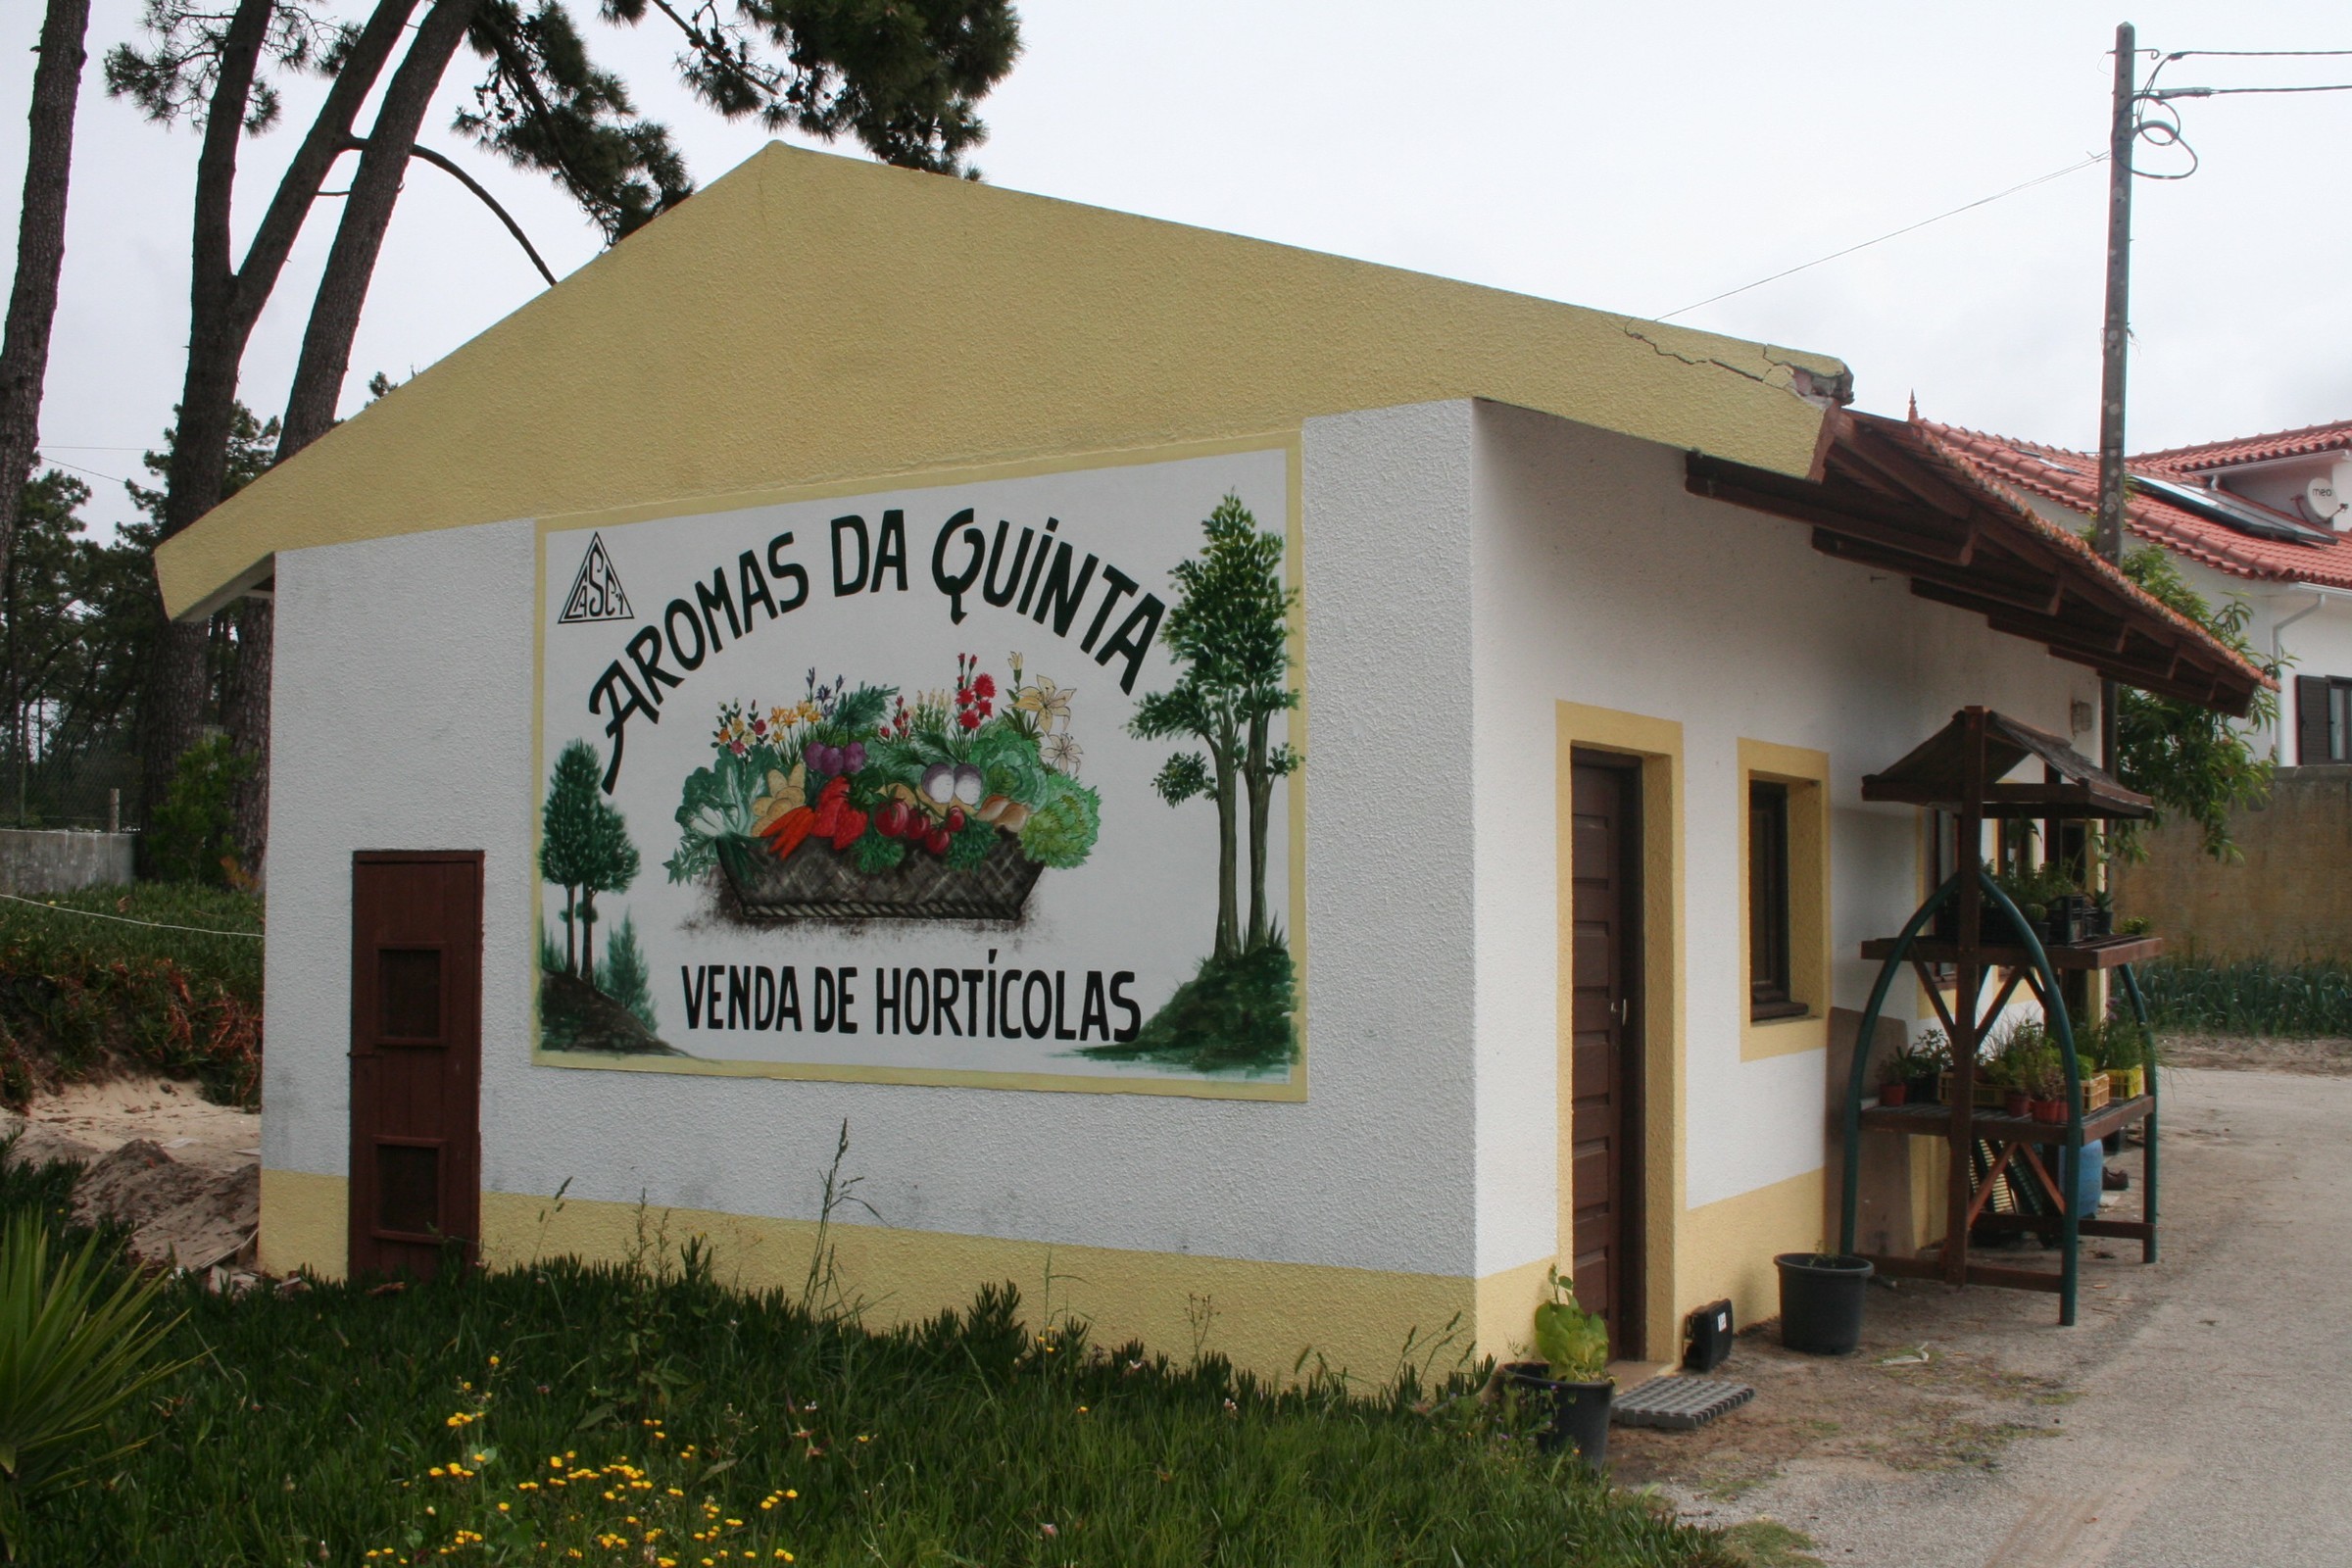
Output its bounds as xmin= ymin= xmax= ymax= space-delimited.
xmin=2160 ymin=48 xmax=2352 ymax=59
xmin=1653 ymin=154 xmax=2107 ymax=323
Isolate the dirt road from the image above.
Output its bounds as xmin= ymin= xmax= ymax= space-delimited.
xmin=1642 ymin=1066 xmax=2352 ymax=1565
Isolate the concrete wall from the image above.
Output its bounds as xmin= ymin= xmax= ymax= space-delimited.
xmin=2112 ymin=766 xmax=2352 ymax=960
xmin=0 ymin=829 xmax=135 ymax=895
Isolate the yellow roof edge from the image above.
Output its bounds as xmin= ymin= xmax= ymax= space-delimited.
xmin=157 ymin=141 xmax=1847 ymax=618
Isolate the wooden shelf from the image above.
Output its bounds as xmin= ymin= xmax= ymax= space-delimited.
xmin=1858 ymin=1093 xmax=2154 ymax=1145
xmin=1857 ymin=933 xmax=2165 ymax=970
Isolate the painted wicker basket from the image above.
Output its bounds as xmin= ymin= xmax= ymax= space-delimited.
xmin=717 ymin=832 xmax=1045 ymax=922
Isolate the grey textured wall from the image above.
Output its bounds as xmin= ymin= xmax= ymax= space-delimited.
xmin=0 ymin=829 xmax=134 ymax=895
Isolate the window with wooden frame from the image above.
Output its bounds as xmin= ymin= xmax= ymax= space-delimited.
xmin=2296 ymin=674 xmax=2352 ymax=765
xmin=1739 ymin=739 xmax=1830 ymax=1056
xmin=1747 ymin=782 xmax=1806 ymax=1020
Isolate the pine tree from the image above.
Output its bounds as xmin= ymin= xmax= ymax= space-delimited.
xmin=598 ymin=911 xmax=657 ymax=1033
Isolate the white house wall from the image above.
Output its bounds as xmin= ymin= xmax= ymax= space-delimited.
xmin=1461 ymin=400 xmax=2100 ymax=1278
xmin=266 ymin=433 xmax=1489 ymax=1303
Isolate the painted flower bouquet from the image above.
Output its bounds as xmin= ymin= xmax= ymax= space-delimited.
xmin=665 ymin=655 xmax=1101 ymax=920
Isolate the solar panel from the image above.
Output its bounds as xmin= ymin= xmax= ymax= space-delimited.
xmin=2129 ymin=472 xmax=2337 ymax=546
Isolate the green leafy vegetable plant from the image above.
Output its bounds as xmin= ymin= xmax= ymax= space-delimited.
xmin=1532 ymin=1266 xmax=1610 ymax=1385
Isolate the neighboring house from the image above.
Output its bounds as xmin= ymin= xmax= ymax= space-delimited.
xmin=151 ymin=145 xmax=2261 ymax=1377
xmin=1915 ymin=416 xmax=2352 ymax=764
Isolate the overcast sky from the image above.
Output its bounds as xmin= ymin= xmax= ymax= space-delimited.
xmin=7 ymin=1 xmax=2352 ymax=537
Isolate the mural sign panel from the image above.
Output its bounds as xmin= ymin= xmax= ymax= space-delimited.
xmin=533 ymin=447 xmax=1302 ymax=1096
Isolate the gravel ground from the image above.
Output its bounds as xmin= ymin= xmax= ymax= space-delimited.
xmin=1636 ymin=1065 xmax=2352 ymax=1566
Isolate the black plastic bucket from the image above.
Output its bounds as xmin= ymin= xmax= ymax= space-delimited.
xmin=1500 ymin=1362 xmax=1613 ymax=1465
xmin=1774 ymin=1252 xmax=1874 ymax=1355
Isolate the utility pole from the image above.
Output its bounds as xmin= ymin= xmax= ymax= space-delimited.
xmin=2096 ymin=21 xmax=2137 ymax=774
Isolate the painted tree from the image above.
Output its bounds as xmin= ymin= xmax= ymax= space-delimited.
xmin=110 ymin=0 xmax=1024 ymax=866
xmin=1131 ymin=494 xmax=1298 ymax=957
xmin=541 ymin=738 xmax=638 ymax=979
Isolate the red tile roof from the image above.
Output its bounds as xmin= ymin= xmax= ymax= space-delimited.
xmin=2134 ymin=418 xmax=2352 ymax=472
xmin=1911 ymin=417 xmax=2352 ymax=592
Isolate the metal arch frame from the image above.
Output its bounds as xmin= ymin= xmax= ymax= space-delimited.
xmin=1838 ymin=868 xmax=2157 ymax=1325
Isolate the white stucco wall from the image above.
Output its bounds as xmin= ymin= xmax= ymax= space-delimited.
xmin=1462 ymin=400 xmax=2100 ymax=1277
xmin=266 ymin=423 xmax=1489 ymax=1280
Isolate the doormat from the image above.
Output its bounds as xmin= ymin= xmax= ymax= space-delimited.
xmin=1610 ymin=1376 xmax=1754 ymax=1430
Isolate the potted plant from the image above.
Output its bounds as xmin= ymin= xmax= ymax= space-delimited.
xmin=1877 ymin=1043 xmax=1915 ymax=1106
xmin=2029 ymin=1055 xmax=2070 ymax=1124
xmin=2103 ymin=1017 xmax=2149 ymax=1101
xmin=1500 ymin=1268 xmax=1613 ymax=1465
xmin=1910 ymin=1029 xmax=1950 ymax=1104
xmin=2090 ymin=887 xmax=2116 ymax=938
xmin=1774 ymin=1250 xmax=1874 ymax=1355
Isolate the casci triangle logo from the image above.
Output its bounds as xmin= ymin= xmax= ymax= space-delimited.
xmin=559 ymin=532 xmax=633 ymax=624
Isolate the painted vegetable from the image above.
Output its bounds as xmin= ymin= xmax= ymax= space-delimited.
xmin=876 ymin=801 xmax=910 ymax=840
xmin=923 ymin=826 xmax=953 ymax=856
xmin=953 ymin=763 xmax=985 ymax=806
xmin=843 ymin=741 xmax=867 ymax=773
xmin=921 ymin=762 xmax=956 ymax=804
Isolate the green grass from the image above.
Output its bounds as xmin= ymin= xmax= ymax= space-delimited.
xmin=3 ymin=1188 xmax=1735 ymax=1566
xmin=2137 ymin=957 xmax=2352 ymax=1038
xmin=0 ymin=883 xmax=262 ymax=999
xmin=0 ymin=882 xmax=262 ymax=1107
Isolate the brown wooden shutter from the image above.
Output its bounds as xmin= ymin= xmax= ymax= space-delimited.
xmin=2296 ymin=675 xmax=2332 ymax=764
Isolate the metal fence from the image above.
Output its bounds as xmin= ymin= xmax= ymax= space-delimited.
xmin=0 ymin=748 xmax=139 ymax=832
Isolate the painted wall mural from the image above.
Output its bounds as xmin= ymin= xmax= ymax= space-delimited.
xmin=533 ymin=448 xmax=1302 ymax=1095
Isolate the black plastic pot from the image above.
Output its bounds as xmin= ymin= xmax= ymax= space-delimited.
xmin=1500 ymin=1362 xmax=1612 ymax=1465
xmin=1774 ymin=1252 xmax=1873 ymax=1355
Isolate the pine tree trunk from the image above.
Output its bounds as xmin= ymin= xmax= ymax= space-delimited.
xmin=1243 ymin=712 xmax=1273 ymax=953
xmin=137 ymin=0 xmax=418 ymax=832
xmin=0 ymin=0 xmax=89 ymax=598
xmin=220 ymin=594 xmax=270 ymax=872
xmin=563 ymin=886 xmax=578 ymax=974
xmin=221 ymin=0 xmax=480 ymax=874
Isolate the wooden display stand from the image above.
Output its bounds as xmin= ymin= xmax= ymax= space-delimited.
xmin=1837 ymin=708 xmax=2161 ymax=1326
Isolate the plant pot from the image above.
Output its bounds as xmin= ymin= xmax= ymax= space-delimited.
xmin=1500 ymin=1363 xmax=1612 ymax=1465
xmin=2003 ymin=1090 xmax=2032 ymax=1117
xmin=2031 ymin=1098 xmax=2068 ymax=1125
xmin=1774 ymin=1252 xmax=1873 ymax=1356
xmin=717 ymin=829 xmax=1045 ymax=922
xmin=2110 ymin=1066 xmax=2146 ymax=1101
xmin=1878 ymin=1080 xmax=1908 ymax=1106
xmin=1909 ymin=1075 xmax=1941 ymax=1105
xmin=2092 ymin=906 xmax=2116 ymax=938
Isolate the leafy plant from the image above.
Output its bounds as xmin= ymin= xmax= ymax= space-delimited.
xmin=2107 ymin=540 xmax=2279 ymax=859
xmin=1531 ymin=1267 xmax=1610 ymax=1384
xmin=144 ymin=735 xmax=251 ymax=887
xmin=0 ymin=1214 xmax=187 ymax=1555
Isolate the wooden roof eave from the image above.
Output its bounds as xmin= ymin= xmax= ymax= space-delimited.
xmin=1685 ymin=417 xmax=2270 ymax=718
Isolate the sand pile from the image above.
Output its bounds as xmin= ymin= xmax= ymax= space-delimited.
xmin=3 ymin=1073 xmax=262 ymax=1269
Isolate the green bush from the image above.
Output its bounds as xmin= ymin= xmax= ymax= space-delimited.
xmin=144 ymin=737 xmax=252 ymax=887
xmin=0 ymin=884 xmax=262 ymax=1106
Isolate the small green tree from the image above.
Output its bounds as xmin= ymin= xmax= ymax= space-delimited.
xmin=1131 ymin=494 xmax=1298 ymax=957
xmin=599 ymin=911 xmax=657 ymax=1034
xmin=145 ymin=734 xmax=249 ymax=885
xmin=540 ymin=738 xmax=638 ymax=980
xmin=2112 ymin=544 xmax=2279 ymax=859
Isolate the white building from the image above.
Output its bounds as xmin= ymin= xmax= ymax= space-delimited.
xmin=155 ymin=146 xmax=2262 ymax=1378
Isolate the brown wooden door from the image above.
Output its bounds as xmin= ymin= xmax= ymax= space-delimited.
xmin=349 ymin=853 xmax=482 ymax=1279
xmin=1569 ymin=755 xmax=1643 ymax=1358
